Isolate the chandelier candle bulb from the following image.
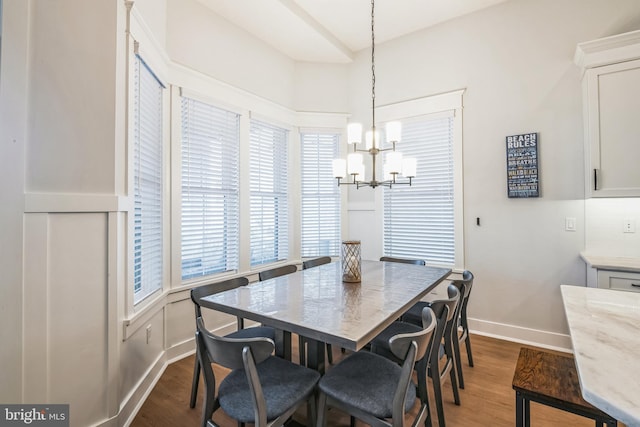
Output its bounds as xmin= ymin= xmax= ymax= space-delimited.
xmin=402 ymin=157 xmax=417 ymax=178
xmin=383 ymin=163 xmax=393 ymax=181
xmin=365 ymin=130 xmax=379 ymax=150
xmin=386 ymin=121 xmax=402 ymax=143
xmin=347 ymin=153 xmax=364 ymax=175
xmin=386 ymin=151 xmax=403 ymax=174
xmin=348 ymin=123 xmax=363 ymax=144
xmin=332 ymin=159 xmax=347 ymax=179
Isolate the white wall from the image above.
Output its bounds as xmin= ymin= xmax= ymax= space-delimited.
xmin=586 ymin=198 xmax=640 ymax=256
xmin=165 ymin=0 xmax=296 ymax=109
xmin=346 ymin=0 xmax=640 ymax=348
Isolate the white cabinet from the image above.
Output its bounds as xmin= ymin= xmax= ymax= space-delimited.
xmin=597 ymin=270 xmax=640 ymax=293
xmin=575 ymin=30 xmax=640 ymax=197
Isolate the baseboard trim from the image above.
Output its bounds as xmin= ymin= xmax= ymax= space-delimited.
xmin=469 ymin=317 xmax=572 ymax=353
xmin=120 ymin=352 xmax=167 ymax=427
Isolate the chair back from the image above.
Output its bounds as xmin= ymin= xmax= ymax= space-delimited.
xmin=190 ymin=277 xmax=249 ymax=318
xmin=423 ymin=286 xmax=460 ymax=358
xmin=380 ymin=256 xmax=426 ymax=265
xmin=388 ymin=307 xmax=436 ymax=426
xmin=196 ymin=317 xmax=274 ymax=371
xmin=302 ymin=256 xmax=332 ymax=270
xmin=388 ymin=307 xmax=436 ymax=362
xmin=258 ymin=264 xmax=297 ymax=281
xmin=450 ymin=270 xmax=473 ymax=325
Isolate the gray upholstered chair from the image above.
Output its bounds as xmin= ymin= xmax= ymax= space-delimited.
xmin=189 ymin=277 xmax=277 ymax=409
xmin=302 ymin=256 xmax=332 ymax=270
xmin=195 ymin=317 xmax=320 ymax=427
xmin=258 ymin=264 xmax=297 ymax=281
xmin=449 ymin=270 xmax=474 ymax=389
xmin=317 ymin=307 xmax=437 ymax=427
xmin=400 ymin=285 xmax=460 ymax=427
xmin=380 ymin=256 xmax=426 ymax=265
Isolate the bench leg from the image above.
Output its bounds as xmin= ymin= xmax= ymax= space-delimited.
xmin=515 ymin=391 xmax=531 ymax=427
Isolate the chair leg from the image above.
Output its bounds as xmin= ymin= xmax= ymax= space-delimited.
xmin=317 ymin=392 xmax=327 ymax=427
xmin=430 ymin=366 xmax=446 ymax=427
xmin=326 ymin=343 xmax=333 ymax=365
xmin=453 ymin=334 xmax=465 ymax=389
xmin=449 ymin=363 xmax=461 ymax=405
xmin=190 ymin=356 xmax=200 ymax=408
xmin=465 ymin=333 xmax=474 ymax=367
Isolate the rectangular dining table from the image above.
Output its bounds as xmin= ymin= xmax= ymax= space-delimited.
xmin=200 ymin=260 xmax=451 ymax=373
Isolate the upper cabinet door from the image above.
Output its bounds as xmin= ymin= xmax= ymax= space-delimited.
xmin=576 ymin=30 xmax=640 ymax=197
xmin=585 ymin=60 xmax=640 ymax=197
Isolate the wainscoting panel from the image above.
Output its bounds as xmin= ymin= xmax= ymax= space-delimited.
xmin=23 ymin=212 xmax=110 ymax=427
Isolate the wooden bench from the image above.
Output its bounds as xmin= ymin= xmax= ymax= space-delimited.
xmin=512 ymin=347 xmax=617 ymax=427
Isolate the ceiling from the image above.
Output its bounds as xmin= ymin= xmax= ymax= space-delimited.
xmin=195 ymin=0 xmax=510 ymax=63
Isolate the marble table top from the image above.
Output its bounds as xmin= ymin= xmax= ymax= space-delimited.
xmin=561 ymin=285 xmax=640 ymax=426
xmin=201 ymin=260 xmax=451 ymax=351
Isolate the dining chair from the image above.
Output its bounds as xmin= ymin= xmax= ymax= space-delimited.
xmin=449 ymin=270 xmax=474 ymax=389
xmin=317 ymin=307 xmax=437 ymax=427
xmin=195 ymin=316 xmax=320 ymax=427
xmin=258 ymin=264 xmax=297 ymax=281
xmin=189 ymin=277 xmax=278 ymax=409
xmin=302 ymin=256 xmax=332 ymax=270
xmin=380 ymin=256 xmax=426 ymax=265
xmin=399 ymin=285 xmax=461 ymax=427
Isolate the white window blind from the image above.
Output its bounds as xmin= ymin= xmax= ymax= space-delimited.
xmin=383 ymin=115 xmax=455 ymax=266
xmin=181 ymin=97 xmax=240 ymax=280
xmin=133 ymin=55 xmax=164 ymax=304
xmin=249 ymin=119 xmax=289 ymax=266
xmin=300 ymin=132 xmax=341 ymax=257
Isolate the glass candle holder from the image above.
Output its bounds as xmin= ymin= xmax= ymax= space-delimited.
xmin=341 ymin=240 xmax=361 ymax=283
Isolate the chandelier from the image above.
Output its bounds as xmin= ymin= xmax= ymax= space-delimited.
xmin=332 ymin=0 xmax=416 ymax=189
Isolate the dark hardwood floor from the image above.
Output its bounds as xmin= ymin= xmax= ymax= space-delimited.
xmin=131 ymin=334 xmax=604 ymax=427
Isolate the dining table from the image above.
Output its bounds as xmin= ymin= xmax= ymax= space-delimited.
xmin=200 ymin=259 xmax=451 ymax=373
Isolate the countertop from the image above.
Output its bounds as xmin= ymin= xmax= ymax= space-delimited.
xmin=580 ymin=253 xmax=640 ymax=273
xmin=561 ymin=285 xmax=640 ymax=426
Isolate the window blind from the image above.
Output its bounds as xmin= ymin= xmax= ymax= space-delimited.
xmin=249 ymin=119 xmax=289 ymax=266
xmin=181 ymin=97 xmax=240 ymax=280
xmin=300 ymin=132 xmax=341 ymax=257
xmin=383 ymin=115 xmax=455 ymax=266
xmin=133 ymin=55 xmax=164 ymax=304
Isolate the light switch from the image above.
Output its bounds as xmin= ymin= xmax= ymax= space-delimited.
xmin=565 ymin=217 xmax=576 ymax=232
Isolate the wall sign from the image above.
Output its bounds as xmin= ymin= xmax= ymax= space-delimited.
xmin=506 ymin=132 xmax=539 ymax=198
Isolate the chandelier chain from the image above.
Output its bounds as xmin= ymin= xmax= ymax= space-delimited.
xmin=371 ymin=0 xmax=375 ymax=131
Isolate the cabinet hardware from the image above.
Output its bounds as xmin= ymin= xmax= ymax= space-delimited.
xmin=593 ymin=169 xmax=599 ymax=191
xmin=631 ymin=283 xmax=640 ymax=288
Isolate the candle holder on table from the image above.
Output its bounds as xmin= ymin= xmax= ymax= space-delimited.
xmin=341 ymin=240 xmax=361 ymax=283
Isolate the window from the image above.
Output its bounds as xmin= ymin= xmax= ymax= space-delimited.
xmin=132 ymin=55 xmax=164 ymax=304
xmin=300 ymin=132 xmax=341 ymax=257
xmin=249 ymin=119 xmax=289 ymax=266
xmin=383 ymin=114 xmax=455 ymax=266
xmin=180 ymin=97 xmax=240 ymax=279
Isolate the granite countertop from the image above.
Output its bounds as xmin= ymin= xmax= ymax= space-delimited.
xmin=580 ymin=253 xmax=640 ymax=273
xmin=561 ymin=285 xmax=640 ymax=426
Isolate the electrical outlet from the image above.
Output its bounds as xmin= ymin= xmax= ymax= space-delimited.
xmin=565 ymin=217 xmax=576 ymax=232
xmin=146 ymin=325 xmax=152 ymax=344
xmin=623 ymin=219 xmax=636 ymax=233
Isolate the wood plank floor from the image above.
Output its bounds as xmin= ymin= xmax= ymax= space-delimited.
xmin=132 ymin=334 xmax=604 ymax=427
